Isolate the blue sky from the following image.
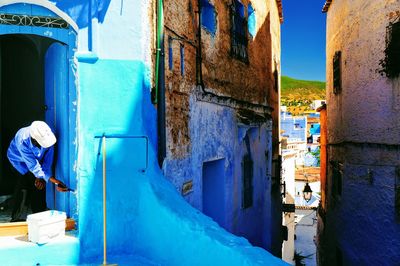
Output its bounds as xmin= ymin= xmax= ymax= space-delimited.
xmin=281 ymin=0 xmax=327 ymax=82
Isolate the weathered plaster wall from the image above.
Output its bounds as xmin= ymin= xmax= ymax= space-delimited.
xmin=163 ymin=0 xmax=196 ymax=158
xmin=163 ymin=0 xmax=281 ymax=159
xmin=164 ymin=0 xmax=280 ymax=103
xmin=326 ymin=0 xmax=400 ymax=144
xmin=321 ymin=0 xmax=400 ymax=264
xmin=199 ymin=0 xmax=272 ymax=103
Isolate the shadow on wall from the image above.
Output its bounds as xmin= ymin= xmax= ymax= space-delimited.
xmin=51 ymin=0 xmax=111 ymax=28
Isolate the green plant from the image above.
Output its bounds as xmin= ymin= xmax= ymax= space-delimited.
xmin=294 ymin=251 xmax=314 ymax=266
xmin=307 ymin=148 xmax=321 ymax=166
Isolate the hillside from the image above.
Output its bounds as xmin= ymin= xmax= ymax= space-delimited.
xmin=281 ymin=76 xmax=326 ymax=115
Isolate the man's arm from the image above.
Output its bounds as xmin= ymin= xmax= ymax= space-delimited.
xmin=41 ymin=147 xmax=54 ymax=181
xmin=17 ymin=144 xmax=48 ymax=181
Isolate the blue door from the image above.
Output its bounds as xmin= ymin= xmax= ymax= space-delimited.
xmin=45 ymin=42 xmax=69 ymax=214
xmin=202 ymin=159 xmax=226 ymax=229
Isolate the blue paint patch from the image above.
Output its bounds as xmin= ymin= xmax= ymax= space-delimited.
xmin=310 ymin=123 xmax=320 ymax=135
xmin=201 ymin=0 xmax=217 ymax=35
xmin=248 ymin=4 xmax=256 ymax=37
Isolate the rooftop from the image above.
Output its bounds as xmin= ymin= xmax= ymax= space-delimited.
xmin=295 ymin=167 xmax=320 ymax=182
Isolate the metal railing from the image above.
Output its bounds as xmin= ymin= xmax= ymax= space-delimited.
xmin=95 ymin=134 xmax=149 ymax=265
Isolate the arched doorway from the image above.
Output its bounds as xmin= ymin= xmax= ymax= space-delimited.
xmin=0 ymin=1 xmax=77 ymax=222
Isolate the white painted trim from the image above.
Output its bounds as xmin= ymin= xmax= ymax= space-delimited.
xmin=0 ymin=0 xmax=78 ymax=32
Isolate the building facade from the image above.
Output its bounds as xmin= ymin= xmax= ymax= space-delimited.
xmin=281 ymin=150 xmax=296 ymax=264
xmin=318 ymin=1 xmax=400 ymax=265
xmin=162 ymin=0 xmax=284 ymax=255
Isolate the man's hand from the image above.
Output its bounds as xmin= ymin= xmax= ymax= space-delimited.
xmin=55 ymin=182 xmax=68 ymax=192
xmin=49 ymin=177 xmax=69 ymax=192
xmin=34 ymin=178 xmax=46 ymax=190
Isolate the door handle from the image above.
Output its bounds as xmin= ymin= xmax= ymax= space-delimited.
xmin=44 ymin=105 xmax=48 ymax=111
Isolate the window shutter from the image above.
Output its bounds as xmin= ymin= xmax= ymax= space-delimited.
xmin=333 ymin=51 xmax=342 ymax=94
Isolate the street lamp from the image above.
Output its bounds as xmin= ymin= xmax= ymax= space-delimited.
xmin=303 ymin=182 xmax=313 ymax=202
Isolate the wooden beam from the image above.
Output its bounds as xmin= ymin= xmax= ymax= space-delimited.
xmin=0 ymin=218 xmax=76 ymax=237
xmin=0 ymin=221 xmax=27 ymax=237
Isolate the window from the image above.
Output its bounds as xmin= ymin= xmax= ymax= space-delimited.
xmin=248 ymin=4 xmax=256 ymax=37
xmin=168 ymin=36 xmax=173 ymax=70
xmin=333 ymin=51 xmax=342 ymax=94
xmin=274 ymin=68 xmax=279 ymax=92
xmin=331 ymin=161 xmax=343 ymax=199
xmin=242 ymin=154 xmax=253 ymax=209
xmin=180 ymin=44 xmax=185 ymax=76
xmin=230 ymin=0 xmax=248 ymax=62
xmin=201 ymin=0 xmax=216 ymax=35
xmin=380 ymin=21 xmax=400 ymax=79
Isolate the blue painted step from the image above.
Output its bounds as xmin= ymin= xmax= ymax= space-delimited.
xmin=0 ymin=232 xmax=79 ymax=266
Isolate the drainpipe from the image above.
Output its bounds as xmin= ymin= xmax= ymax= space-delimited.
xmin=155 ymin=0 xmax=166 ymax=168
xmin=196 ymin=0 xmax=204 ymax=88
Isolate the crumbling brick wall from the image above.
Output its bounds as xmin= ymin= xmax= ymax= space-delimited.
xmin=163 ymin=0 xmax=281 ymax=159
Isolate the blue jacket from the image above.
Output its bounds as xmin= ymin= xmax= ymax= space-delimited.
xmin=7 ymin=126 xmax=54 ymax=182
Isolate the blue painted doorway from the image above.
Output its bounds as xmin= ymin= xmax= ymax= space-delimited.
xmin=202 ymin=159 xmax=227 ymax=229
xmin=0 ymin=2 xmax=77 ymax=219
xmin=45 ymin=42 xmax=69 ymax=212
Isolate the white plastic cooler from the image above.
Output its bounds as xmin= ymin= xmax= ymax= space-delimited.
xmin=27 ymin=210 xmax=66 ymax=244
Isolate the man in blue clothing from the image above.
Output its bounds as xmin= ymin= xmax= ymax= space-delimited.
xmin=7 ymin=121 xmax=68 ymax=222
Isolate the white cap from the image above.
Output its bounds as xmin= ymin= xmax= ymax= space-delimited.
xmin=29 ymin=121 xmax=56 ymax=148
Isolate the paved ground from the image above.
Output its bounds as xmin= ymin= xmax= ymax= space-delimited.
xmin=295 ymin=209 xmax=317 ymax=266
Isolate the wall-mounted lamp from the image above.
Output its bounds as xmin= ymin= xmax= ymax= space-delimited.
xmin=303 ymin=182 xmax=313 ymax=202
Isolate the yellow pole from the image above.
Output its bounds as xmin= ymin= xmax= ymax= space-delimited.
xmin=102 ymin=136 xmax=107 ymax=265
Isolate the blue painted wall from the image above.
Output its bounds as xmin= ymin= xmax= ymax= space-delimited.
xmin=164 ymin=99 xmax=275 ymax=251
xmin=323 ymin=148 xmax=400 ymax=265
xmin=309 ymin=123 xmax=320 ymax=136
xmin=0 ymin=1 xmax=286 ymax=265
xmin=281 ymin=112 xmax=307 ymax=142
